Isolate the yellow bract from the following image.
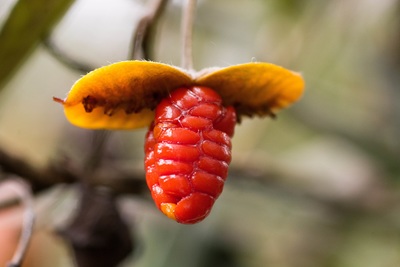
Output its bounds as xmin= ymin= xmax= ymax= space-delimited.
xmin=196 ymin=62 xmax=305 ymax=118
xmin=60 ymin=61 xmax=192 ymax=129
xmin=56 ymin=60 xmax=304 ymax=130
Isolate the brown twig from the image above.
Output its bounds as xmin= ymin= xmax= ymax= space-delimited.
xmin=42 ymin=38 xmax=95 ymax=74
xmin=83 ymin=130 xmax=110 ymax=175
xmin=129 ymin=0 xmax=169 ymax=60
xmin=0 ymin=146 xmax=146 ymax=195
xmin=0 ymin=147 xmax=73 ymax=192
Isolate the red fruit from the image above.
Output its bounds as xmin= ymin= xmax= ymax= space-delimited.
xmin=145 ymin=86 xmax=236 ymax=224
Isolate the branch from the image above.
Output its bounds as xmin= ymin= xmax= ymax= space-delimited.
xmin=0 ymin=146 xmax=147 ymax=195
xmin=0 ymin=147 xmax=73 ymax=192
xmin=42 ymin=38 xmax=95 ymax=74
xmin=83 ymin=130 xmax=110 ymax=175
xmin=44 ymin=0 xmax=170 ymax=72
xmin=129 ymin=0 xmax=169 ymax=60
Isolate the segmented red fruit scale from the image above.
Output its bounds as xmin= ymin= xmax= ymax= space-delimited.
xmin=145 ymin=86 xmax=236 ymax=224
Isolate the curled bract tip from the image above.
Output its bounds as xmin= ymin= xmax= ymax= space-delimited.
xmin=54 ymin=60 xmax=305 ymax=130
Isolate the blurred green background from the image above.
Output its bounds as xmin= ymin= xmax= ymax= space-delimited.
xmin=0 ymin=0 xmax=399 ymax=266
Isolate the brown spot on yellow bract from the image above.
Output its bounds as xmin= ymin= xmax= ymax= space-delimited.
xmin=55 ymin=60 xmax=304 ymax=130
xmin=60 ymin=61 xmax=193 ymax=129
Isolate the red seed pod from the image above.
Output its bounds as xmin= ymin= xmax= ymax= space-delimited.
xmin=144 ymin=86 xmax=236 ymax=224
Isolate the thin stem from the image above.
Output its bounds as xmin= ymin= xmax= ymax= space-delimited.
xmin=0 ymin=179 xmax=35 ymax=267
xmin=43 ymin=38 xmax=95 ymax=74
xmin=181 ymin=0 xmax=197 ymax=70
xmin=84 ymin=130 xmax=111 ymax=175
xmin=130 ymin=0 xmax=169 ymax=60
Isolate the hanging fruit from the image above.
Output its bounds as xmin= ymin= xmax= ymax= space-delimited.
xmin=54 ymin=60 xmax=304 ymax=224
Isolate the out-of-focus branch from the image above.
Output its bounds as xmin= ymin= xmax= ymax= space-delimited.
xmin=130 ymin=0 xmax=169 ymax=60
xmin=83 ymin=130 xmax=110 ymax=175
xmin=0 ymin=147 xmax=73 ymax=192
xmin=0 ymin=146 xmax=147 ymax=195
xmin=44 ymin=0 xmax=170 ymax=72
xmin=42 ymin=39 xmax=95 ymax=74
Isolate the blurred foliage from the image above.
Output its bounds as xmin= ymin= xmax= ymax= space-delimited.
xmin=0 ymin=0 xmax=400 ymax=267
xmin=0 ymin=0 xmax=74 ymax=89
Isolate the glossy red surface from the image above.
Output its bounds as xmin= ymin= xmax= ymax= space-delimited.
xmin=145 ymin=86 xmax=236 ymax=224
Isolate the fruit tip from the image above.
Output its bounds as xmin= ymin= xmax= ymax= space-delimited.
xmin=160 ymin=203 xmax=177 ymax=221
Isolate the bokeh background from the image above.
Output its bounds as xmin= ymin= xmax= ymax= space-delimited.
xmin=0 ymin=0 xmax=399 ymax=266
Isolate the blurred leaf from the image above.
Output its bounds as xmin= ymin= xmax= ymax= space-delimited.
xmin=271 ymin=0 xmax=309 ymax=17
xmin=0 ymin=0 xmax=75 ymax=89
